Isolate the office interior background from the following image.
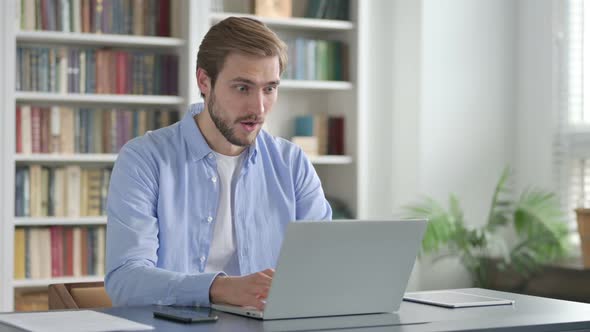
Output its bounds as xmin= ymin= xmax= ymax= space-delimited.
xmin=0 ymin=0 xmax=589 ymax=312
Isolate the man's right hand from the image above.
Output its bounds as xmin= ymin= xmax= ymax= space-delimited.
xmin=209 ymin=269 xmax=274 ymax=310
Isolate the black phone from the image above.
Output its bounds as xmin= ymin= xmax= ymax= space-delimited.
xmin=153 ymin=307 xmax=219 ymax=324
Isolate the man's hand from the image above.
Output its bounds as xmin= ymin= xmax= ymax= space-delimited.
xmin=209 ymin=269 xmax=274 ymax=310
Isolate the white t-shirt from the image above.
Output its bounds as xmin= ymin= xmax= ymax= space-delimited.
xmin=204 ymin=151 xmax=245 ymax=276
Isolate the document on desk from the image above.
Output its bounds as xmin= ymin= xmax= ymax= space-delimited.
xmin=0 ymin=310 xmax=153 ymax=332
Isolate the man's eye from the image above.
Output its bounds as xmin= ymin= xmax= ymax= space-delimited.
xmin=236 ymin=85 xmax=248 ymax=92
xmin=265 ymin=86 xmax=277 ymax=93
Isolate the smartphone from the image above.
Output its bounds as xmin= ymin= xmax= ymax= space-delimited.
xmin=153 ymin=307 xmax=219 ymax=324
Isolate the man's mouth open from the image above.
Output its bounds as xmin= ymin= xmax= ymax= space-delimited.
xmin=240 ymin=120 xmax=262 ymax=132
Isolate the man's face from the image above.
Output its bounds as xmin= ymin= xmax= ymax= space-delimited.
xmin=206 ymin=53 xmax=280 ymax=147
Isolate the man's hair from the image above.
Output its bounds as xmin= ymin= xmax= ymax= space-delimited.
xmin=196 ymin=17 xmax=288 ymax=95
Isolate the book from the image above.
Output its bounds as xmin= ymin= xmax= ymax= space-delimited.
xmin=291 ymin=136 xmax=319 ymax=156
xmin=86 ymin=169 xmax=103 ymax=216
xmin=40 ymin=167 xmax=50 ymax=216
xmin=96 ymin=226 xmax=106 ymax=274
xmin=39 ymin=227 xmax=52 ymax=278
xmin=294 ymin=114 xmax=328 ymax=155
xmin=63 ymin=227 xmax=74 ymax=276
xmin=16 ymin=106 xmax=22 ymax=153
xmin=50 ymin=106 xmax=61 ymax=153
xmin=73 ymin=227 xmax=82 ymax=277
xmin=53 ymin=168 xmax=66 ymax=217
xmin=65 ymin=165 xmax=81 ymax=217
xmin=29 ymin=165 xmax=42 ymax=217
xmin=15 ymin=168 xmax=26 ymax=217
xmin=79 ymin=168 xmax=88 ymax=216
xmin=50 ymin=226 xmax=63 ymax=277
xmin=20 ymin=105 xmax=32 ymax=154
xmin=328 ymin=116 xmax=345 ymax=155
xmin=40 ymin=107 xmax=50 ymax=153
xmin=80 ymin=227 xmax=88 ymax=275
xmin=30 ymin=107 xmax=41 ymax=153
xmin=254 ymin=0 xmax=292 ymax=18
xmin=60 ymin=107 xmax=75 ymax=154
xmin=14 ymin=229 xmax=26 ymax=279
xmin=28 ymin=228 xmax=41 ymax=279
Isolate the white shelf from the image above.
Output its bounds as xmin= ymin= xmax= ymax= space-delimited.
xmin=16 ymin=31 xmax=185 ymax=48
xmin=309 ymin=155 xmax=353 ymax=165
xmin=13 ymin=276 xmax=104 ymax=288
xmin=15 ymin=92 xmax=185 ymax=106
xmin=14 ymin=217 xmax=107 ymax=226
xmin=210 ymin=12 xmax=354 ymax=31
xmin=15 ymin=154 xmax=117 ymax=164
xmin=280 ymin=80 xmax=353 ymax=90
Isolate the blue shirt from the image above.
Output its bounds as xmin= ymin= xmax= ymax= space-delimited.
xmin=105 ymin=103 xmax=332 ymax=306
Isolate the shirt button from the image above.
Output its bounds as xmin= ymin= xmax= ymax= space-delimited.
xmin=200 ymin=256 xmax=206 ymax=263
xmin=211 ymin=176 xmax=217 ymax=183
xmin=208 ymin=153 xmax=213 ymax=159
xmin=207 ymin=216 xmax=213 ymax=224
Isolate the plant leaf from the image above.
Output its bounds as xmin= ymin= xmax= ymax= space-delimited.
xmin=512 ymin=189 xmax=570 ymax=262
xmin=486 ymin=166 xmax=514 ymax=230
xmin=402 ymin=196 xmax=458 ymax=254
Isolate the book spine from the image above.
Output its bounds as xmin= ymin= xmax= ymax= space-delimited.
xmin=16 ymin=106 xmax=22 ymax=154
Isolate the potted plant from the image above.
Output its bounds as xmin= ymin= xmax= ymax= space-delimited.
xmin=403 ymin=167 xmax=571 ymax=288
xmin=574 ymin=208 xmax=590 ymax=267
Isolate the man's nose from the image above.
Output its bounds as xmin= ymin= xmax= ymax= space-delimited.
xmin=250 ymin=90 xmax=265 ymax=115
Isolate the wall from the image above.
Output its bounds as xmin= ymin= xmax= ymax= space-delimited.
xmin=359 ymin=0 xmax=518 ymax=289
xmin=514 ymin=0 xmax=556 ymax=193
xmin=417 ymin=0 xmax=517 ymax=290
xmin=356 ymin=0 xmax=397 ymax=219
xmin=389 ymin=0 xmax=423 ymax=290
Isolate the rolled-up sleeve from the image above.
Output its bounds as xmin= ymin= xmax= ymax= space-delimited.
xmin=293 ymin=148 xmax=332 ymax=221
xmin=105 ymin=142 xmax=223 ymax=306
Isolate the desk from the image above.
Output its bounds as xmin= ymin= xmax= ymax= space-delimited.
xmin=1 ymin=288 xmax=590 ymax=331
xmin=488 ymin=257 xmax=590 ymax=303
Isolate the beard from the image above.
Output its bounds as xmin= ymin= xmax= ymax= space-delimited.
xmin=208 ymin=90 xmax=261 ymax=147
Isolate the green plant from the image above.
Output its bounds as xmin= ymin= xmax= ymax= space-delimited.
xmin=403 ymin=167 xmax=571 ymax=288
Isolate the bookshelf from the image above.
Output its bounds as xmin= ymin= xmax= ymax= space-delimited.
xmin=0 ymin=0 xmax=366 ymax=312
xmin=15 ymin=92 xmax=185 ymax=106
xmin=208 ymin=0 xmax=362 ymax=217
xmin=1 ymin=0 xmax=195 ymax=312
xmin=16 ymin=30 xmax=186 ymax=48
xmin=210 ymin=12 xmax=355 ymax=30
xmin=12 ymin=275 xmax=104 ymax=288
xmin=15 ymin=217 xmax=107 ymax=227
xmin=15 ymin=154 xmax=117 ymax=164
xmin=279 ymin=80 xmax=353 ymax=90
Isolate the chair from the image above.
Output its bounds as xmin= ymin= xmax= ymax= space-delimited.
xmin=48 ymin=282 xmax=112 ymax=310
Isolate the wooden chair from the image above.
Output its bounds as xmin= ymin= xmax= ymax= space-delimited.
xmin=48 ymin=282 xmax=112 ymax=310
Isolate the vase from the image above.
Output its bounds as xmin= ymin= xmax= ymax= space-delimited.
xmin=575 ymin=208 xmax=590 ymax=267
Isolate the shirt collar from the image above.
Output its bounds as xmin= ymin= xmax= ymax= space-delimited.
xmin=180 ymin=103 xmax=259 ymax=164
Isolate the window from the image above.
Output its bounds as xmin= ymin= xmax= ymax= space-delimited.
xmin=561 ymin=0 xmax=590 ymax=242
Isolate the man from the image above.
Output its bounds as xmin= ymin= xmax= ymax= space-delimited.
xmin=105 ymin=17 xmax=332 ymax=310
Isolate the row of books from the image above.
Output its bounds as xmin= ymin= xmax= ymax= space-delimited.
xmin=19 ymin=0 xmax=176 ymax=36
xmin=15 ymin=166 xmax=112 ymax=218
xmin=293 ymin=114 xmax=345 ymax=156
xmin=16 ymin=46 xmax=179 ymax=95
xmin=305 ymin=0 xmax=350 ymax=20
xmin=284 ymin=39 xmax=348 ymax=81
xmin=15 ymin=105 xmax=179 ymax=154
xmin=14 ymin=226 xmax=106 ymax=280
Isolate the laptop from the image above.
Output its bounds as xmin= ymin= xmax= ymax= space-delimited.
xmin=212 ymin=219 xmax=427 ymax=320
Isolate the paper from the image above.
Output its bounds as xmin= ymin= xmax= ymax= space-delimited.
xmin=0 ymin=310 xmax=153 ymax=332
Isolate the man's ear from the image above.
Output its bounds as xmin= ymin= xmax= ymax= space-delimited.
xmin=196 ymin=68 xmax=211 ymax=97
